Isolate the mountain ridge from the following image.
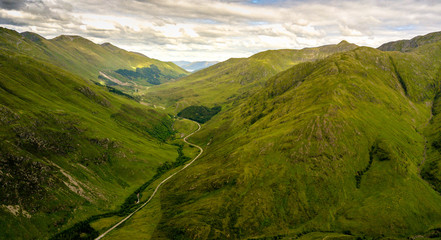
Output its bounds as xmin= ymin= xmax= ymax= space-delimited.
xmin=378 ymin=31 xmax=441 ymax=52
xmin=136 ymin=34 xmax=441 ymax=240
xmin=145 ymin=40 xmax=358 ymax=112
xmin=0 ymin=27 xmax=188 ymax=88
xmin=0 ymin=27 xmax=188 ymax=239
xmin=3 ymin=27 xmax=441 ymax=239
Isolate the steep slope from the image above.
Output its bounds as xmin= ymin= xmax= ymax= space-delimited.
xmin=0 ymin=47 xmax=181 ymax=239
xmin=378 ymin=31 xmax=441 ymax=52
xmin=145 ymin=41 xmax=358 ymax=111
xmin=148 ymin=41 xmax=441 ymax=239
xmin=0 ymin=27 xmax=187 ymax=89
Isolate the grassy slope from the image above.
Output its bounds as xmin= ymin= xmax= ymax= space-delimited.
xmin=144 ymin=41 xmax=358 ymax=112
xmin=378 ymin=31 xmax=441 ymax=52
xmin=149 ymin=42 xmax=441 ymax=239
xmin=173 ymin=118 xmax=200 ymax=138
xmin=97 ymin=119 xmax=200 ymax=240
xmin=419 ymin=42 xmax=441 ymax=199
xmin=0 ymin=47 xmax=180 ymax=239
xmin=0 ymin=27 xmax=187 ymax=85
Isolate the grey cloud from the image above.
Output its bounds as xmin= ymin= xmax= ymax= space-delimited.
xmin=25 ymin=1 xmax=70 ymax=21
xmin=0 ymin=17 xmax=27 ymax=26
xmin=0 ymin=0 xmax=27 ymax=10
xmin=0 ymin=0 xmax=75 ymax=24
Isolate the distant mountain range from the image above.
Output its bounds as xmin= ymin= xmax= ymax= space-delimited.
xmin=173 ymin=61 xmax=219 ymax=72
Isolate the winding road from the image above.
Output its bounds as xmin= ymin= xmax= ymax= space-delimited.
xmin=95 ymin=120 xmax=203 ymax=240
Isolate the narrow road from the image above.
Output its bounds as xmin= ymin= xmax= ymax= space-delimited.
xmin=95 ymin=120 xmax=203 ymax=240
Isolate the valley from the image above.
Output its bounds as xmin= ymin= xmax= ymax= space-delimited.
xmin=2 ymin=26 xmax=441 ymax=240
xmin=95 ymin=120 xmax=203 ymax=240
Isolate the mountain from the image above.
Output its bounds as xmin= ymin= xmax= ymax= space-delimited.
xmin=146 ymin=41 xmax=358 ymax=112
xmin=174 ymin=61 xmax=220 ymax=72
xmin=159 ymin=36 xmax=441 ymax=240
xmin=0 ymin=28 xmax=187 ymax=94
xmin=5 ymin=25 xmax=441 ymax=240
xmin=0 ymin=28 xmax=190 ymax=239
xmin=103 ymin=33 xmax=441 ymax=239
xmin=378 ymin=31 xmax=441 ymax=52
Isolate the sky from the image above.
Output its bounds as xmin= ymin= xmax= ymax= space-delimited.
xmin=1 ymin=0 xmax=441 ymax=62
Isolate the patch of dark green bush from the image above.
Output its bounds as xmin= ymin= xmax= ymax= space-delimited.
xmin=177 ymin=105 xmax=221 ymax=123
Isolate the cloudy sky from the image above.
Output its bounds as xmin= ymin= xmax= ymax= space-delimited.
xmin=1 ymin=0 xmax=440 ymax=62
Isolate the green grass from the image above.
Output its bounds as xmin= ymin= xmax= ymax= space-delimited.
xmin=48 ymin=118 xmax=200 ymax=239
xmin=173 ymin=118 xmax=199 ymax=138
xmin=98 ymin=171 xmax=167 ymax=240
xmin=4 ymin=26 xmax=441 ymax=240
xmin=143 ymin=41 xmax=358 ymax=113
xmin=104 ymin=194 xmax=163 ymax=240
xmin=83 ymin=119 xmax=201 ymax=240
xmin=295 ymin=232 xmax=355 ymax=240
xmin=0 ymin=44 xmax=180 ymax=239
xmin=144 ymin=40 xmax=441 ymax=239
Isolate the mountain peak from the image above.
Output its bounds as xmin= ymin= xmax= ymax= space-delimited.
xmin=21 ymin=32 xmax=45 ymax=43
xmin=52 ymin=35 xmax=93 ymax=44
xmin=101 ymin=42 xmax=115 ymax=47
xmin=100 ymin=42 xmax=120 ymax=51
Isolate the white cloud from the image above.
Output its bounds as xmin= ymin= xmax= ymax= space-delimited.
xmin=1 ymin=0 xmax=441 ymax=61
xmin=339 ymin=25 xmax=363 ymax=36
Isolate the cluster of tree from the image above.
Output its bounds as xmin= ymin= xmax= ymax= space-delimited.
xmin=115 ymin=65 xmax=162 ymax=85
xmin=177 ymin=105 xmax=221 ymax=123
xmin=155 ymin=143 xmax=191 ymax=175
xmin=50 ymin=221 xmax=99 ymax=240
xmin=145 ymin=117 xmax=175 ymax=142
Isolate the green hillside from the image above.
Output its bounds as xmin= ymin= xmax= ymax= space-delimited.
xmin=378 ymin=31 xmax=441 ymax=52
xmin=0 ymin=27 xmax=187 ymax=93
xmin=4 ymin=24 xmax=441 ymax=240
xmin=144 ymin=41 xmax=358 ymax=112
xmin=0 ymin=43 xmax=183 ymax=239
xmin=140 ymin=38 xmax=441 ymax=239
